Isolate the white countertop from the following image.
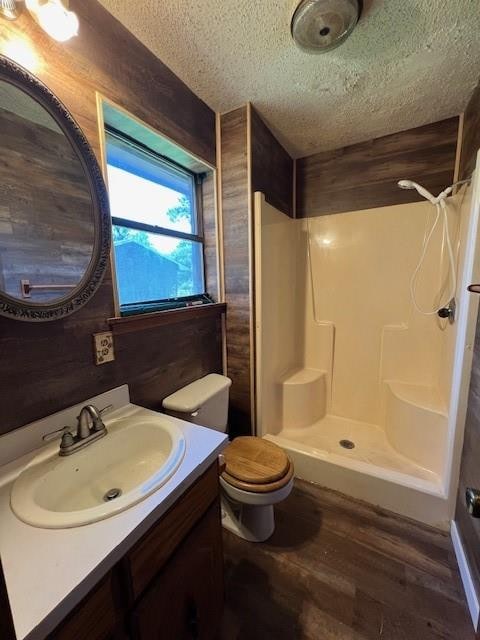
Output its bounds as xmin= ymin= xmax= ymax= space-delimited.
xmin=0 ymin=398 xmax=227 ymax=640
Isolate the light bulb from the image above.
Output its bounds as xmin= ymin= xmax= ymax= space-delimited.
xmin=26 ymin=0 xmax=79 ymax=42
xmin=2 ymin=38 xmax=40 ymax=72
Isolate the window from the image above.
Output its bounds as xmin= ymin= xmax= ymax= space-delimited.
xmin=105 ymin=129 xmax=206 ymax=314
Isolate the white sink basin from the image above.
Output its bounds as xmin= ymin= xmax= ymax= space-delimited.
xmin=10 ymin=414 xmax=186 ymax=528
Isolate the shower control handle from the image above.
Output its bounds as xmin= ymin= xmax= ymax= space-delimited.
xmin=466 ymin=488 xmax=480 ymax=518
xmin=437 ymin=298 xmax=456 ymax=323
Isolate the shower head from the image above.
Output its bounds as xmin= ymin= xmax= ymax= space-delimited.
xmin=397 ymin=180 xmax=436 ymax=203
xmin=291 ymin=0 xmax=361 ymax=53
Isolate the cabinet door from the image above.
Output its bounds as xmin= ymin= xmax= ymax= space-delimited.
xmin=49 ymin=574 xmax=117 ymax=640
xmin=127 ymin=464 xmax=219 ymax=600
xmin=130 ymin=501 xmax=223 ymax=640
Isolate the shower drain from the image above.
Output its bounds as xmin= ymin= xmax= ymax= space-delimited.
xmin=103 ymin=488 xmax=122 ymax=502
xmin=339 ymin=439 xmax=355 ymax=450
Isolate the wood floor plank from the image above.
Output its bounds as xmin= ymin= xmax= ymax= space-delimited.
xmin=222 ymin=479 xmax=475 ymax=640
xmin=279 ymin=482 xmax=451 ymax=553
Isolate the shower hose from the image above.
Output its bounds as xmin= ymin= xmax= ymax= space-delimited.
xmin=410 ymin=187 xmax=456 ymax=316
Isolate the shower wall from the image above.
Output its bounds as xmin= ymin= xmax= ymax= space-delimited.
xmin=255 ymin=187 xmax=470 ymax=483
xmin=306 ymin=200 xmax=453 ymax=426
xmin=254 ymin=196 xmax=303 ymax=432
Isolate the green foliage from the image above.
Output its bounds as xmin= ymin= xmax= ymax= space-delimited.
xmin=165 ymin=196 xmax=196 ymax=295
xmin=165 ymin=195 xmax=191 ymax=223
xmin=112 ymin=225 xmax=152 ymax=248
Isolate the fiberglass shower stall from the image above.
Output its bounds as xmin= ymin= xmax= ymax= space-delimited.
xmin=254 ymin=160 xmax=480 ymax=528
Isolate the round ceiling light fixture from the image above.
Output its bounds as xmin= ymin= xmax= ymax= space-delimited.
xmin=291 ymin=0 xmax=361 ymax=53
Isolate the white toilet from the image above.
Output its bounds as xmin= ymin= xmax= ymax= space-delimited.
xmin=163 ymin=373 xmax=294 ymax=542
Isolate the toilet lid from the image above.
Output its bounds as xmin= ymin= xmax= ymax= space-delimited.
xmin=223 ymin=437 xmax=290 ymax=484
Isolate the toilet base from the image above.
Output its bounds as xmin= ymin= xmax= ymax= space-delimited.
xmin=221 ymin=495 xmax=275 ymax=542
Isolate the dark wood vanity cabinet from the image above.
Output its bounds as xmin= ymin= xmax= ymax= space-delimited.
xmin=48 ymin=464 xmax=223 ymax=640
xmin=47 ymin=575 xmax=117 ymax=640
xmin=130 ymin=502 xmax=223 ymax=639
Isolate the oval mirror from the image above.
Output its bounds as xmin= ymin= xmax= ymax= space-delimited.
xmin=0 ymin=57 xmax=110 ymax=322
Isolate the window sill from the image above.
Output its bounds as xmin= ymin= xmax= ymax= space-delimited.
xmin=108 ymin=302 xmax=226 ymax=335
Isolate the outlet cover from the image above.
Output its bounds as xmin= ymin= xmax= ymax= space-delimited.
xmin=93 ymin=331 xmax=115 ymax=365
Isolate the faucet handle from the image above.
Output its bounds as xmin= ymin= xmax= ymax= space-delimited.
xmin=42 ymin=426 xmax=76 ymax=443
xmin=99 ymin=404 xmax=113 ymax=415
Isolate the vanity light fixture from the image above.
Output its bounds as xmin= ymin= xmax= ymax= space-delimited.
xmin=25 ymin=0 xmax=79 ymax=42
xmin=2 ymin=38 xmax=39 ymax=71
xmin=0 ymin=0 xmax=20 ymax=20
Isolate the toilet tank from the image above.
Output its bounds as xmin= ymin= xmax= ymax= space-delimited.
xmin=162 ymin=374 xmax=232 ymax=432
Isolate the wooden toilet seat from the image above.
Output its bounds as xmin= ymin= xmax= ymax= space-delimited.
xmin=221 ymin=436 xmax=294 ymax=493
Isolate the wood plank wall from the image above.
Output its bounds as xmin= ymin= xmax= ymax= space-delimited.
xmin=0 ymin=0 xmax=222 ymax=435
xmin=454 ymin=82 xmax=480 ymax=606
xmin=296 ymin=117 xmax=460 ymax=217
xmin=202 ymin=172 xmax=220 ymax=301
xmin=219 ymin=105 xmax=294 ymax=434
xmin=459 ymin=84 xmax=480 ymax=181
xmin=250 ymin=106 xmax=295 ymax=218
xmin=219 ymin=107 xmax=252 ymax=434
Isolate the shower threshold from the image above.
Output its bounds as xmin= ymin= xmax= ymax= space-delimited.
xmin=264 ymin=414 xmax=447 ymax=527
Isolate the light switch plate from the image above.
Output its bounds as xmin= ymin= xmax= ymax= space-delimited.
xmin=93 ymin=331 xmax=115 ymax=365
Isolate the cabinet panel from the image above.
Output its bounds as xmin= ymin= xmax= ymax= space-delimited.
xmin=127 ymin=464 xmax=219 ymax=600
xmin=131 ymin=501 xmax=224 ymax=640
xmin=0 ymin=557 xmax=15 ymax=640
xmin=49 ymin=574 xmax=116 ymax=640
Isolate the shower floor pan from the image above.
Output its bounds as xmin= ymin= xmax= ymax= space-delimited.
xmin=265 ymin=415 xmax=448 ymax=528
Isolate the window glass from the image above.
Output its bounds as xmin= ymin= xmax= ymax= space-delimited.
xmin=106 ymin=133 xmax=197 ymax=235
xmin=112 ymin=226 xmax=204 ymax=305
xmin=105 ymin=131 xmax=206 ymax=311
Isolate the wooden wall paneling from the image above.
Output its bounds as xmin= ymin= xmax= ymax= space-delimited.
xmin=118 ymin=315 xmax=223 ymax=415
xmin=219 ymin=107 xmax=253 ymax=435
xmin=250 ymin=106 xmax=295 ymax=218
xmin=202 ymin=172 xmax=220 ymax=302
xmin=0 ymin=10 xmax=215 ymax=166
xmin=459 ymin=84 xmax=480 ymax=181
xmin=0 ymin=298 xmax=223 ymax=434
xmin=296 ymin=117 xmax=460 ymax=217
xmin=219 ymin=104 xmax=295 ymax=434
xmin=71 ymin=0 xmax=216 ymax=164
xmin=109 ymin=304 xmax=226 ymax=335
xmin=0 ymin=1 xmax=222 ymax=435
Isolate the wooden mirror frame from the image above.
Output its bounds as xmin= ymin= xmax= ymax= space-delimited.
xmin=0 ymin=56 xmax=111 ymax=322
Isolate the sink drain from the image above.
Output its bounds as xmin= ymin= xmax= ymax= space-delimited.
xmin=339 ymin=439 xmax=355 ymax=450
xmin=103 ymin=488 xmax=122 ymax=502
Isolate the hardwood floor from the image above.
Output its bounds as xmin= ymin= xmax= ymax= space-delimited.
xmin=221 ymin=480 xmax=474 ymax=640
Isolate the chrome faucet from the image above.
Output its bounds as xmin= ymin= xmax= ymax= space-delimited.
xmin=43 ymin=404 xmax=111 ymax=456
xmin=77 ymin=405 xmax=106 ymax=438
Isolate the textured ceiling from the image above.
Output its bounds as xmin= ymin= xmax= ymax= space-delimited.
xmin=98 ymin=0 xmax=480 ymax=158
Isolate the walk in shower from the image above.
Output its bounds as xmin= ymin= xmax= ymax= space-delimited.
xmin=254 ymin=171 xmax=480 ymax=528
